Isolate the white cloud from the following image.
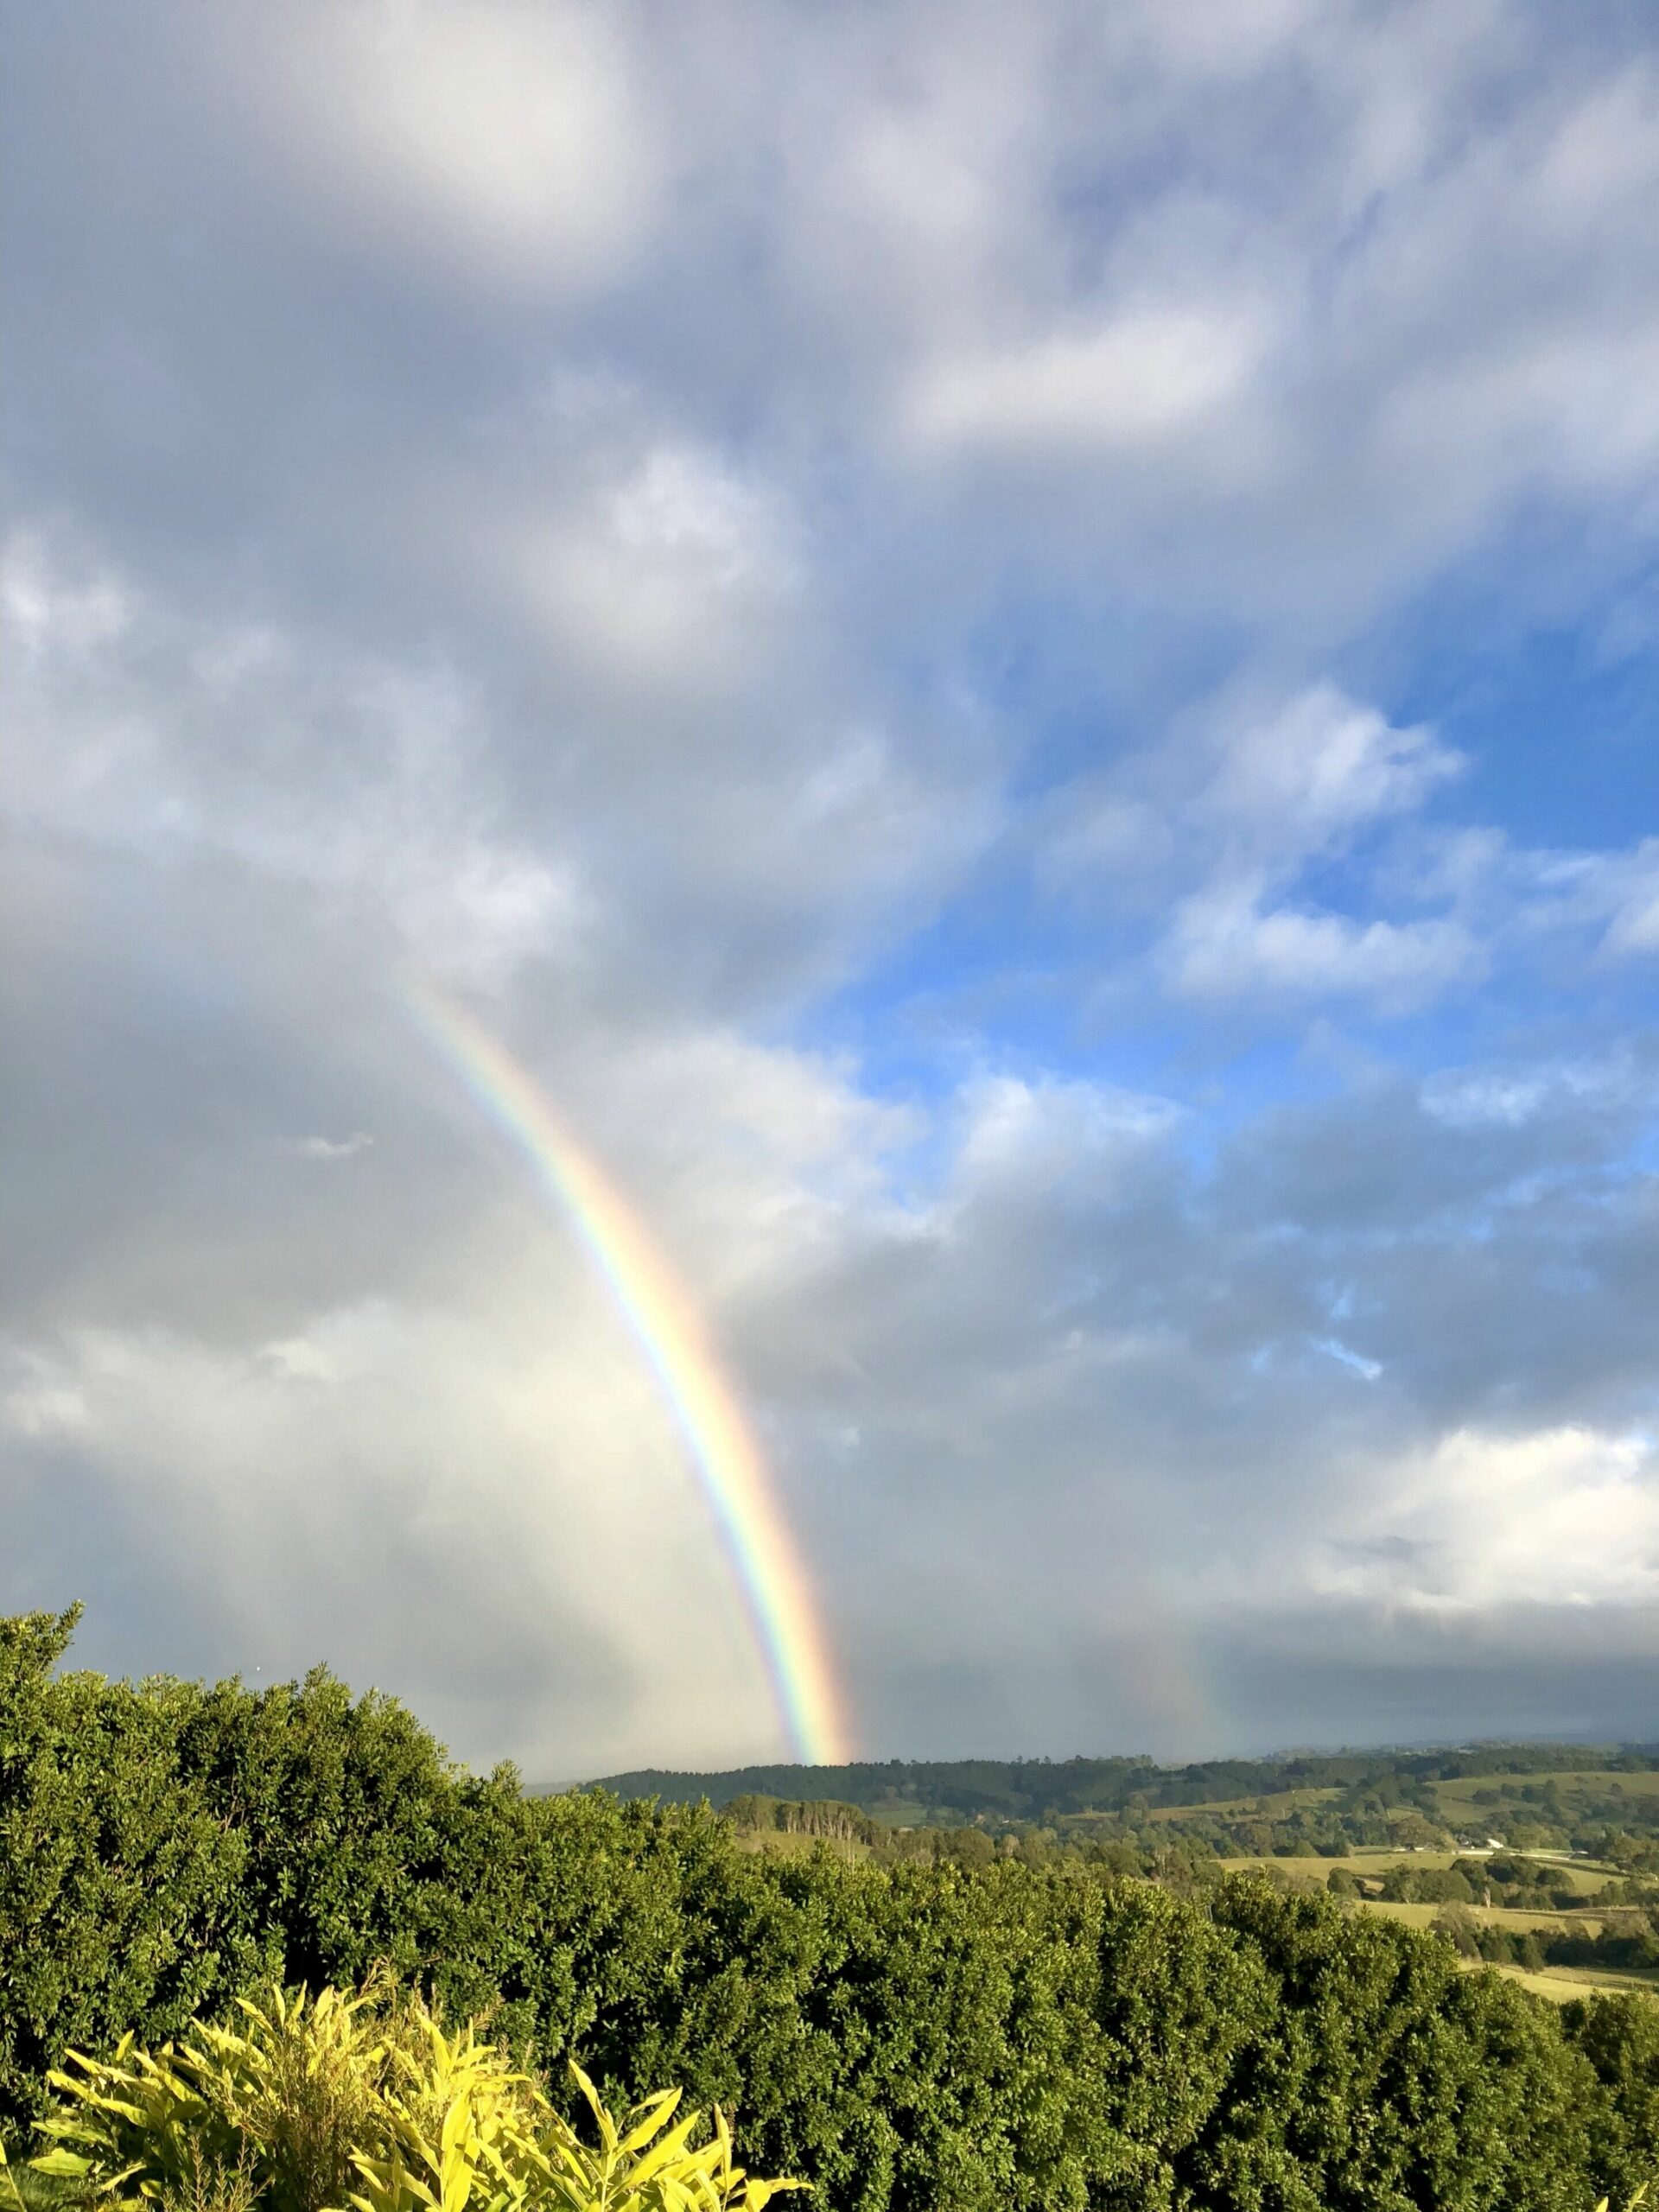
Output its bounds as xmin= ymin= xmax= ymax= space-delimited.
xmin=0 ymin=1295 xmax=782 ymax=1774
xmin=1598 ymin=840 xmax=1659 ymax=956
xmin=1485 ymin=837 xmax=1659 ymax=965
xmin=1046 ymin=683 xmax=1478 ymax=1014
xmin=2 ymin=1350 xmax=93 ymax=1440
xmin=517 ymin=441 xmax=801 ymax=696
xmin=955 ymin=1072 xmax=1180 ymax=1186
xmin=296 ymin=1133 xmax=374 ymax=1162
xmin=1313 ymin=1425 xmax=1659 ymax=1612
xmin=1203 ymin=684 xmax=1464 ymax=863
xmin=1313 ymin=1337 xmax=1382 ymax=1382
xmin=1166 ymin=877 xmax=1478 ymax=1007
xmin=2 ymin=534 xmax=131 ymax=656
xmin=908 ymin=305 xmax=1268 ymax=452
xmin=1 ymin=531 xmax=588 ymax=992
xmin=252 ymin=0 xmax=659 ymax=289
xmin=1420 ymin=1049 xmax=1657 ymax=1130
xmin=1382 ymin=322 xmax=1659 ymax=500
xmin=10 ymin=1 xmax=1659 ymax=1762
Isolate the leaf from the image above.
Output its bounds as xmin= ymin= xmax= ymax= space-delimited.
xmin=28 ymin=2151 xmax=95 ymax=2178
xmin=616 ymin=2090 xmax=682 ymax=2158
xmin=566 ymin=2064 xmax=618 ymax=2158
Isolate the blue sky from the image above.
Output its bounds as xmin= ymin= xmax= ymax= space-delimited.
xmin=3 ymin=0 xmax=1658 ymax=1776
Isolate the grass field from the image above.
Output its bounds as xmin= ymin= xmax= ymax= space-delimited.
xmin=1219 ymin=1849 xmax=1462 ymax=1877
xmin=728 ymin=1830 xmax=1659 ymax=1999
xmin=1218 ymin=1849 xmax=1614 ymax=1892
xmin=1365 ymin=1899 xmax=1606 ymax=1935
xmin=733 ymin=1827 xmax=871 ymax=1860
xmin=1430 ymin=1769 xmax=1659 ymax=1819
xmin=1484 ymin=1961 xmax=1659 ymax=2004
xmin=1145 ymin=1787 xmax=1342 ymax=1823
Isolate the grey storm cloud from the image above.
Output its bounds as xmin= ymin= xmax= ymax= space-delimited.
xmin=3 ymin=0 xmax=1659 ymax=1774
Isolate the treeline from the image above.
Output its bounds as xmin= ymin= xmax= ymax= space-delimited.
xmin=4 ymin=1607 xmax=1659 ymax=2212
xmin=726 ymin=1798 xmax=1659 ymax=1904
xmin=594 ymin=1743 xmax=1659 ymax=1825
xmin=1366 ymin=1854 xmax=1654 ymax=1914
xmin=724 ymin=1796 xmax=1074 ymax=1871
xmin=1423 ymin=1910 xmax=1659 ymax=1976
xmin=725 ymin=1794 xmax=879 ymax=1845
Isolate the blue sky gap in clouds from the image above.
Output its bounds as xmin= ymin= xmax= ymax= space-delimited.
xmin=3 ymin=0 xmax=1658 ymax=1777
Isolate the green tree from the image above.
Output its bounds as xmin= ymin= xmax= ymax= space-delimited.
xmin=0 ymin=1607 xmax=268 ymax=2128
xmin=2 ymin=1611 xmax=1653 ymax=2212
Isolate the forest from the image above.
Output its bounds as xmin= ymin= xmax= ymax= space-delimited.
xmin=4 ymin=1606 xmax=1657 ymax=2212
xmin=595 ymin=1747 xmax=1659 ymax=1850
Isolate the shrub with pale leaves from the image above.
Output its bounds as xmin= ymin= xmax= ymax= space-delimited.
xmin=21 ymin=1986 xmax=803 ymax=2212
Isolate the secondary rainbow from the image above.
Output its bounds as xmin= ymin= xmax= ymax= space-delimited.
xmin=405 ymin=979 xmax=852 ymax=1768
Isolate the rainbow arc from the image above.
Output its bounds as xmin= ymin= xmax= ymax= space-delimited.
xmin=408 ymin=982 xmax=850 ymax=1768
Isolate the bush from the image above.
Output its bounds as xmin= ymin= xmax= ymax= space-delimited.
xmin=4 ymin=1610 xmax=1657 ymax=2212
xmin=28 ymin=1983 xmax=802 ymax=2212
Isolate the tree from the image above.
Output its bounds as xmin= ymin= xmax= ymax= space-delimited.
xmin=1431 ymin=1904 xmax=1483 ymax=1958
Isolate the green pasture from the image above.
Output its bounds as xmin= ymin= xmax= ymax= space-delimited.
xmin=1218 ymin=1849 xmax=1462 ymax=1878
xmin=1219 ymin=1847 xmax=1614 ymax=1891
xmin=733 ymin=1826 xmax=871 ymax=1861
xmin=1147 ymin=1786 xmax=1341 ymax=1823
xmin=1485 ymin=1961 xmax=1659 ymax=2005
xmin=864 ymin=1797 xmax=928 ymax=1826
xmin=1431 ymin=1768 xmax=1659 ymax=1812
xmin=1366 ymin=1899 xmax=1606 ymax=1935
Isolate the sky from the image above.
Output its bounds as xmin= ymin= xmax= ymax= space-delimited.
xmin=4 ymin=0 xmax=1659 ymax=1780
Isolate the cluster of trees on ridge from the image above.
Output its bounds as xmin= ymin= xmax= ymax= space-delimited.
xmin=719 ymin=1793 xmax=1659 ymax=1976
xmin=599 ymin=1747 xmax=1659 ymax=1868
xmin=594 ymin=1745 xmax=1659 ymax=1821
xmin=4 ymin=1605 xmax=1658 ymax=2212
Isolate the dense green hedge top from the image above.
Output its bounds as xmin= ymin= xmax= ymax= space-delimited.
xmin=3 ymin=1607 xmax=1656 ymax=2212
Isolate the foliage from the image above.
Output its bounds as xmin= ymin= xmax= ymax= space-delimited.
xmin=29 ymin=1986 xmax=801 ymax=2212
xmin=599 ymin=1744 xmax=1659 ymax=1827
xmin=4 ymin=1608 xmax=1658 ymax=2212
xmin=724 ymin=1801 xmax=874 ymax=1849
xmin=1568 ymin=1998 xmax=1659 ymax=2202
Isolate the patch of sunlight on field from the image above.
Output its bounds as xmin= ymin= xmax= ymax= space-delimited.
xmin=1433 ymin=1769 xmax=1659 ymax=1812
xmin=1484 ymin=1961 xmax=1659 ymax=2005
xmin=1219 ymin=1851 xmax=1463 ymax=1878
xmin=1220 ymin=1849 xmax=1617 ymax=1893
xmin=1146 ymin=1787 xmax=1342 ymax=1823
xmin=1364 ymin=1900 xmax=1609 ymax=1934
xmin=733 ymin=1828 xmax=870 ymax=1861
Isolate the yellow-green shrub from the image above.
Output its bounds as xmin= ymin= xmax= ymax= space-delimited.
xmin=27 ymin=1987 xmax=803 ymax=2212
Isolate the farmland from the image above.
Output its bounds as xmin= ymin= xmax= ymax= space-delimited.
xmin=664 ymin=1746 xmax=1659 ymax=2007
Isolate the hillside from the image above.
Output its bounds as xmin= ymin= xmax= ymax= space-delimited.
xmin=590 ymin=1743 xmax=1659 ymax=1845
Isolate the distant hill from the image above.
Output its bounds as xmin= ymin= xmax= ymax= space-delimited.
xmin=583 ymin=1744 xmax=1659 ymax=1826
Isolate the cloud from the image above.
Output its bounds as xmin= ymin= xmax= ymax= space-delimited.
xmin=907 ymin=305 xmax=1268 ymax=452
xmin=1165 ymin=878 xmax=1479 ymax=1007
xmin=296 ymin=1133 xmax=374 ymax=1161
xmin=1596 ymin=839 xmax=1659 ymax=957
xmin=0 ymin=1291 xmax=780 ymax=1775
xmin=0 ymin=531 xmax=587 ymax=993
xmin=1044 ymin=683 xmax=1478 ymax=1014
xmin=250 ymin=1 xmax=659 ymax=290
xmin=954 ymin=1072 xmax=1181 ymax=1185
xmin=1311 ymin=1425 xmax=1659 ymax=1613
xmin=7 ymin=1 xmax=1659 ymax=1770
xmin=1201 ymin=684 xmax=1464 ymax=863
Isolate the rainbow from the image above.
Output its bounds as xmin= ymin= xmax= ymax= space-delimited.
xmin=405 ymin=980 xmax=852 ymax=1767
